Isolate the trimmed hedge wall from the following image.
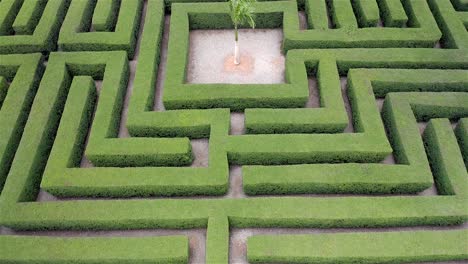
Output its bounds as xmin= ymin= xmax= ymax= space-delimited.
xmin=58 ymin=0 xmax=143 ymax=58
xmin=248 ymin=230 xmax=468 ymax=263
xmin=164 ymin=1 xmax=307 ymax=111
xmin=428 ymin=0 xmax=468 ymax=49
xmin=285 ymin=0 xmax=443 ymax=49
xmin=0 ymin=235 xmax=189 ymax=263
xmin=424 ymin=118 xmax=468 ymax=195
xmin=1 ymin=196 xmax=466 ymax=230
xmin=35 ymin=51 xmax=227 ymax=198
xmin=455 ymin=118 xmax=468 ymax=168
xmin=0 ymin=54 xmax=43 ymax=194
xmin=32 ymin=0 xmax=229 ymax=198
xmin=0 ymin=1 xmax=466 ymax=262
xmin=0 ymin=0 xmax=68 ymax=54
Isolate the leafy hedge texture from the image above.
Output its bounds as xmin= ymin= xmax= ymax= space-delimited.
xmin=0 ymin=0 xmax=467 ymax=263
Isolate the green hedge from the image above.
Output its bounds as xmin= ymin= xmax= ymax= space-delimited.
xmin=58 ymin=0 xmax=143 ymax=58
xmin=164 ymin=1 xmax=306 ymax=111
xmin=1 ymin=196 xmax=466 ymax=230
xmin=206 ymin=217 xmax=230 ymax=263
xmin=284 ymin=0 xmax=443 ymax=49
xmin=0 ymin=0 xmax=68 ymax=54
xmin=455 ymin=118 xmax=468 ymax=168
xmin=11 ymin=0 xmax=47 ymax=34
xmin=163 ymin=0 xmax=465 ymax=112
xmin=244 ymin=68 xmax=468 ymax=195
xmin=0 ymin=54 xmax=43 ymax=194
xmin=424 ymin=118 xmax=468 ymax=195
xmin=451 ymin=0 xmax=468 ymax=10
xmin=377 ymin=0 xmax=408 ymax=27
xmin=428 ymin=0 xmax=468 ymax=49
xmin=352 ymin=0 xmax=380 ymax=27
xmin=33 ymin=51 xmax=226 ymax=198
xmin=135 ymin=25 xmax=468 ymax=193
xmin=241 ymin=50 xmax=467 ymax=194
xmin=0 ymin=235 xmax=189 ymax=264
xmin=92 ymin=0 xmax=121 ymax=31
xmin=248 ymin=230 xmax=468 ymax=263
xmin=0 ymin=2 xmax=466 ymax=262
xmin=330 ymin=0 xmax=358 ymax=29
xmin=29 ymin=0 xmax=229 ymax=198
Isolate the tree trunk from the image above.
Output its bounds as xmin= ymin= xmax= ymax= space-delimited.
xmin=234 ymin=40 xmax=240 ymax=65
xmin=234 ymin=25 xmax=240 ymax=65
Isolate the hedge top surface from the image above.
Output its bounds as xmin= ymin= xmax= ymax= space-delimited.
xmin=0 ymin=0 xmax=467 ymax=263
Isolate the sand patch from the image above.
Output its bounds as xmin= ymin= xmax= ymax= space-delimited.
xmin=186 ymin=29 xmax=285 ymax=84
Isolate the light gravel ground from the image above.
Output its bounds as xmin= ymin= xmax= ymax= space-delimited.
xmin=186 ymin=29 xmax=285 ymax=84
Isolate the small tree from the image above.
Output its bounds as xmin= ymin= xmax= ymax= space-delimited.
xmin=229 ymin=0 xmax=256 ymax=65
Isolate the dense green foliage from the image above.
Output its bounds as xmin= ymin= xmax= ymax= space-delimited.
xmin=1 ymin=235 xmax=189 ymax=263
xmin=0 ymin=0 xmax=467 ymax=263
xmin=248 ymin=230 xmax=468 ymax=263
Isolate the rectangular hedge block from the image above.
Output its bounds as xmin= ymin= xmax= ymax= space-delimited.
xmin=248 ymin=230 xmax=468 ymax=263
xmin=0 ymin=235 xmax=189 ymax=263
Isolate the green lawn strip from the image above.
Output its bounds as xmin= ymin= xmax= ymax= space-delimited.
xmin=247 ymin=229 xmax=468 ymax=263
xmin=0 ymin=235 xmax=188 ymax=264
xmin=58 ymin=0 xmax=142 ymax=58
xmin=0 ymin=0 xmax=68 ymax=54
xmin=424 ymin=118 xmax=468 ymax=195
xmin=0 ymin=54 xmax=43 ymax=194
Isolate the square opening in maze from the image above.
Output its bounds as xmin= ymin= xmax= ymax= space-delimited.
xmin=186 ymin=29 xmax=285 ymax=84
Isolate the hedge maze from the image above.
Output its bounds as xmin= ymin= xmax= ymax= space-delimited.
xmin=0 ymin=0 xmax=467 ymax=263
